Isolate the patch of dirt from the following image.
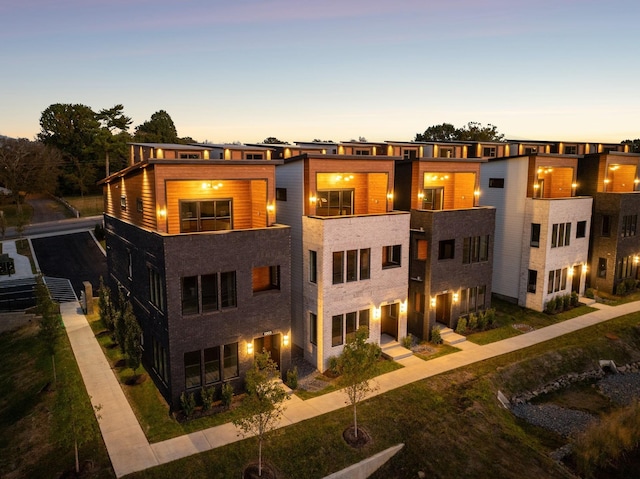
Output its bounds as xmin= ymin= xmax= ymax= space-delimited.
xmin=243 ymin=461 xmax=279 ymax=479
xmin=513 ymin=323 xmax=535 ymax=333
xmin=343 ymin=425 xmax=372 ymax=449
xmin=125 ymin=373 xmax=147 ymax=386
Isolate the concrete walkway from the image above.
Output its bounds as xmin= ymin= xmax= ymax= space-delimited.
xmin=59 ymin=298 xmax=640 ymax=477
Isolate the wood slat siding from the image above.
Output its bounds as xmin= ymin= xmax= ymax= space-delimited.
xmin=610 ymin=165 xmax=637 ymax=192
xmin=412 ymin=161 xmax=480 ymax=210
xmin=545 ymin=167 xmax=574 ymax=198
xmin=527 ymin=156 xmax=577 ymax=197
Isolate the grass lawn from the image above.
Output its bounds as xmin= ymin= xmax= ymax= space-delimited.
xmin=0 ymin=322 xmax=113 ymax=478
xmin=123 ymin=311 xmax=640 ymax=479
xmin=65 ymin=195 xmax=104 ymax=217
xmin=0 ymin=202 xmax=33 ymax=228
xmin=596 ymin=289 xmax=640 ymax=306
xmin=466 ymin=298 xmax=597 ymax=345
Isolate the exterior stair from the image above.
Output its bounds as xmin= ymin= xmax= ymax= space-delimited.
xmin=437 ymin=325 xmax=467 ymax=345
xmin=379 ymin=334 xmax=413 ymax=361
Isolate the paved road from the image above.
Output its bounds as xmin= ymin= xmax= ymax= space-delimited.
xmin=27 ymin=194 xmax=70 ymax=223
xmin=31 ymin=232 xmax=107 ymax=298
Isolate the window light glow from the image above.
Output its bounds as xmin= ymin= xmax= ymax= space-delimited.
xmin=246 ymin=342 xmax=253 ymax=355
xmin=430 ymin=297 xmax=436 ymax=308
xmin=372 ymin=307 xmax=381 ymax=320
xmin=283 ymin=334 xmax=289 ymax=347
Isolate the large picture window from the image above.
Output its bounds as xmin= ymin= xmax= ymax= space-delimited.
xmin=382 ymin=245 xmax=402 ymax=268
xmin=462 ymin=235 xmax=489 ymax=264
xmin=180 ymin=199 xmax=232 ymax=232
xmin=184 ymin=350 xmax=202 ymax=389
xmin=422 ymin=187 xmax=444 ymax=210
xmin=181 ymin=271 xmax=237 ymax=315
xmin=316 ymin=190 xmax=353 ymax=216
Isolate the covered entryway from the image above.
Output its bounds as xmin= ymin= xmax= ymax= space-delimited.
xmin=254 ymin=333 xmax=281 ymax=370
xmin=435 ymin=293 xmax=452 ymax=328
xmin=571 ymin=265 xmax=581 ymax=294
xmin=381 ymin=303 xmax=399 ymax=340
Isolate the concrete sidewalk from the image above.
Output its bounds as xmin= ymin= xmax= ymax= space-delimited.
xmin=60 ymin=299 xmax=640 ymax=478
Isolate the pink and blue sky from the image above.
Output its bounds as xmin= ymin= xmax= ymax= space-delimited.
xmin=1 ymin=0 xmax=639 ymax=143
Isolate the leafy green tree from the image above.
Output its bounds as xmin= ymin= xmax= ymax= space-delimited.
xmin=134 ymin=110 xmax=179 ymax=143
xmin=233 ymin=350 xmax=289 ymax=477
xmin=622 ymin=138 xmax=640 ymax=153
xmin=416 ymin=121 xmax=504 ymax=142
xmin=124 ymin=307 xmax=143 ymax=376
xmin=261 ymin=137 xmax=288 ymax=144
xmin=335 ymin=327 xmax=381 ymax=439
xmin=114 ymin=290 xmax=128 ymax=354
xmin=35 ymin=275 xmax=61 ymax=382
xmin=96 ymin=104 xmax=132 ymax=177
xmin=97 ymin=277 xmax=115 ymax=332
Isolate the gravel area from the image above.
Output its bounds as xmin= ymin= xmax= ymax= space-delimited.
xmin=597 ymin=372 xmax=640 ymax=406
xmin=511 ymin=403 xmax=596 ymax=437
xmin=290 ymin=356 xmax=329 ymax=392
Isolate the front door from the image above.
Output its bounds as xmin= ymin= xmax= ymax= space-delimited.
xmin=253 ymin=334 xmax=281 ymax=370
xmin=436 ymin=293 xmax=452 ymax=328
xmin=571 ymin=265 xmax=581 ymax=294
xmin=381 ymin=303 xmax=399 ymax=339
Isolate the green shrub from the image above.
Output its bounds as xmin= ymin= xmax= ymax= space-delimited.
xmin=286 ymin=366 xmax=298 ymax=390
xmin=624 ymin=277 xmax=636 ymax=292
xmin=485 ymin=308 xmax=496 ymax=327
xmin=327 ymin=355 xmax=339 ymax=375
xmin=200 ymin=386 xmax=215 ymax=412
xmin=562 ymin=294 xmax=571 ymax=311
xmin=94 ymin=222 xmax=105 ymax=241
xmin=545 ymin=297 xmax=557 ymax=314
xmin=221 ymin=382 xmax=234 ymax=409
xmin=180 ymin=391 xmax=196 ymax=418
xmin=455 ymin=317 xmax=468 ymax=334
xmin=467 ymin=313 xmax=478 ymax=331
xmin=477 ymin=310 xmax=487 ymax=331
xmin=585 ymin=288 xmax=595 ymax=299
xmin=430 ymin=326 xmax=443 ymax=345
xmin=401 ymin=334 xmax=413 ymax=349
xmin=615 ymin=282 xmax=627 ymax=296
xmin=571 ymin=291 xmax=579 ymax=307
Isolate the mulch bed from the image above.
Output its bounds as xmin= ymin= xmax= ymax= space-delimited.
xmin=343 ymin=425 xmax=372 ymax=449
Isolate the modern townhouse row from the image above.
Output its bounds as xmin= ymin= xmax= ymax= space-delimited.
xmin=100 ymin=138 xmax=640 ymax=407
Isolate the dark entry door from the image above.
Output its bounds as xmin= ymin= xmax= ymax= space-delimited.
xmin=253 ymin=333 xmax=281 ymax=370
xmin=381 ymin=303 xmax=399 ymax=339
xmin=571 ymin=265 xmax=581 ymax=293
xmin=436 ymin=293 xmax=452 ymax=327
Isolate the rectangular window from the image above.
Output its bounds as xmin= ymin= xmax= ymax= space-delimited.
xmin=358 ymin=309 xmax=370 ymax=337
xmin=438 ymin=147 xmax=453 ymax=158
xmin=359 ymin=248 xmax=370 ymax=280
xmin=220 ymin=271 xmax=236 ymax=308
xmin=252 ymin=265 xmax=280 ymax=292
xmin=246 ymin=153 xmax=263 ymax=159
xmin=309 ymin=250 xmax=317 ymax=283
xmin=598 ymin=258 xmax=607 ymax=278
xmin=182 ymin=276 xmax=199 ymax=315
xmin=576 ymin=220 xmax=587 ymax=238
xmin=460 ymin=289 xmax=469 ymax=315
xmin=355 ymin=149 xmax=370 ymax=156
xmin=332 ymin=314 xmax=344 ymax=347
xmin=602 ymin=215 xmax=611 ymax=237
xmin=404 ymin=149 xmax=418 ymax=159
xmin=120 ymin=195 xmax=127 ymax=211
xmin=622 ymin=215 xmax=637 ymax=237
xmin=616 ymin=255 xmax=635 ymax=280
xmin=180 ymin=199 xmax=232 ymax=232
xmin=551 ymin=224 xmax=558 ymax=248
xmin=477 ymin=285 xmax=486 ymax=310
xmin=201 ymin=273 xmax=218 ymax=312
xmin=488 ymin=178 xmax=504 ymax=188
xmin=483 ymin=146 xmax=496 ymax=157
xmin=345 ymin=311 xmax=358 ymax=342
xmin=527 ymin=270 xmax=537 ymax=293
xmin=561 ymin=268 xmax=568 ymax=290
xmin=548 ymin=270 xmax=554 ymax=294
xmin=310 ymin=312 xmax=317 ymax=345
xmin=333 ymin=251 xmax=344 ymax=284
xmin=275 ymin=188 xmax=287 ymax=201
xmin=149 ymin=267 xmax=164 ymax=311
xmin=184 ymin=350 xmax=201 ymax=389
xmin=136 ymin=197 xmax=143 ymax=213
xmin=422 ymin=187 xmax=444 ymax=210
xmin=204 ymin=346 xmax=220 ymax=384
xmin=548 ymin=269 xmax=566 ymax=293
xmin=346 ymin=250 xmax=358 ymax=282
xmin=316 ymin=190 xmax=353 ymax=216
xmin=223 ymin=343 xmax=239 ymax=379
xmin=463 ymin=235 xmax=489 ymax=264
xmin=415 ymin=239 xmax=428 ymax=260
xmin=438 ymin=239 xmax=455 ymax=260
xmin=564 ymin=145 xmax=577 ymax=155
xmin=179 ymin=152 xmax=201 ymax=159
xmin=530 ymin=224 xmax=541 ymax=247
xmin=551 ymin=222 xmax=571 ymax=248
xmin=382 ymin=245 xmax=402 ymax=268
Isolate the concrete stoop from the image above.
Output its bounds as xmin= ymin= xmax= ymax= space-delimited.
xmin=380 ymin=335 xmax=414 ymax=361
xmin=579 ymin=296 xmax=597 ymax=306
xmin=438 ymin=326 xmax=467 ymax=345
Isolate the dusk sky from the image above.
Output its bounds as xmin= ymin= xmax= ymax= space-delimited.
xmin=2 ymin=0 xmax=639 ymax=144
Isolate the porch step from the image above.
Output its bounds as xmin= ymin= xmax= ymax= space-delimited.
xmin=578 ymin=296 xmax=596 ymax=306
xmin=379 ymin=334 xmax=413 ymax=361
xmin=437 ymin=326 xmax=467 ymax=345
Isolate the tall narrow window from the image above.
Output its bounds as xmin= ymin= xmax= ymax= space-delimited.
xmin=358 ymin=309 xmax=370 ymax=337
xmin=530 ymin=223 xmax=541 ymax=247
xmin=310 ymin=312 xmax=317 ymax=345
xmin=359 ymin=248 xmax=370 ymax=280
xmin=220 ymin=271 xmax=236 ymax=308
xmin=602 ymin=215 xmax=611 ymax=237
xmin=223 ymin=343 xmax=239 ymax=379
xmin=333 ymin=251 xmax=344 ymax=284
xmin=201 ymin=274 xmax=218 ymax=312
xmin=182 ymin=276 xmax=199 ymax=315
xmin=415 ymin=239 xmax=428 ymax=260
xmin=332 ymin=314 xmax=344 ymax=346
xmin=345 ymin=311 xmax=358 ymax=342
xmin=204 ymin=346 xmax=220 ymax=384
xmin=149 ymin=267 xmax=164 ymax=311
xmin=309 ymin=250 xmax=317 ymax=283
xmin=184 ymin=351 xmax=201 ymax=388
xmin=576 ymin=220 xmax=586 ymax=238
xmin=598 ymin=258 xmax=607 ymax=278
xmin=527 ymin=270 xmax=537 ymax=293
xmin=346 ymin=250 xmax=357 ymax=282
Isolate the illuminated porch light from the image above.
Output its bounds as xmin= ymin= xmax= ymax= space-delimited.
xmin=430 ymin=297 xmax=436 ymax=308
xmin=267 ymin=204 xmax=275 ymax=213
xmin=452 ymin=293 xmax=459 ymax=303
xmin=246 ymin=342 xmax=253 ymax=355
xmin=634 ymin=256 xmax=640 ymax=265
xmin=604 ymin=178 xmax=610 ymax=184
xmin=387 ymin=192 xmax=394 ymax=200
xmin=533 ymin=183 xmax=540 ymax=189
xmin=310 ymin=195 xmax=317 ymax=204
xmin=582 ymin=264 xmax=588 ymax=273
xmin=372 ymin=307 xmax=381 ymax=320
xmin=609 ymin=165 xmax=619 ymax=171
xmin=568 ymin=268 xmax=574 ymax=277
xmin=283 ymin=334 xmax=289 ymax=347
xmin=474 ymin=189 xmax=480 ymax=197
xmin=634 ymin=178 xmax=639 ymax=184
xmin=400 ymin=300 xmax=407 ymax=314
xmin=417 ymin=192 xmax=424 ymax=200
xmin=158 ymin=208 xmax=167 ymax=218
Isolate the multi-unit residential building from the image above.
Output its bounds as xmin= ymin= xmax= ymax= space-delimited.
xmin=390 ymin=141 xmax=495 ymax=337
xmin=577 ymin=150 xmax=640 ymax=294
xmin=479 ymin=152 xmax=592 ymax=311
xmin=275 ymin=152 xmax=410 ymax=371
xmin=101 ymin=143 xmax=291 ymax=407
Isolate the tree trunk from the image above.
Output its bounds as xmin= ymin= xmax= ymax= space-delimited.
xmin=354 ymin=404 xmax=358 ymax=438
xmin=258 ymin=436 xmax=262 ymax=477
xmin=52 ymin=354 xmax=57 ymax=383
xmin=74 ymin=439 xmax=79 ymax=473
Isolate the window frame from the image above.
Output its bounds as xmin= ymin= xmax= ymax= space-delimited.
xmin=382 ymin=244 xmax=402 ymax=269
xmin=438 ymin=239 xmax=455 ymax=260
